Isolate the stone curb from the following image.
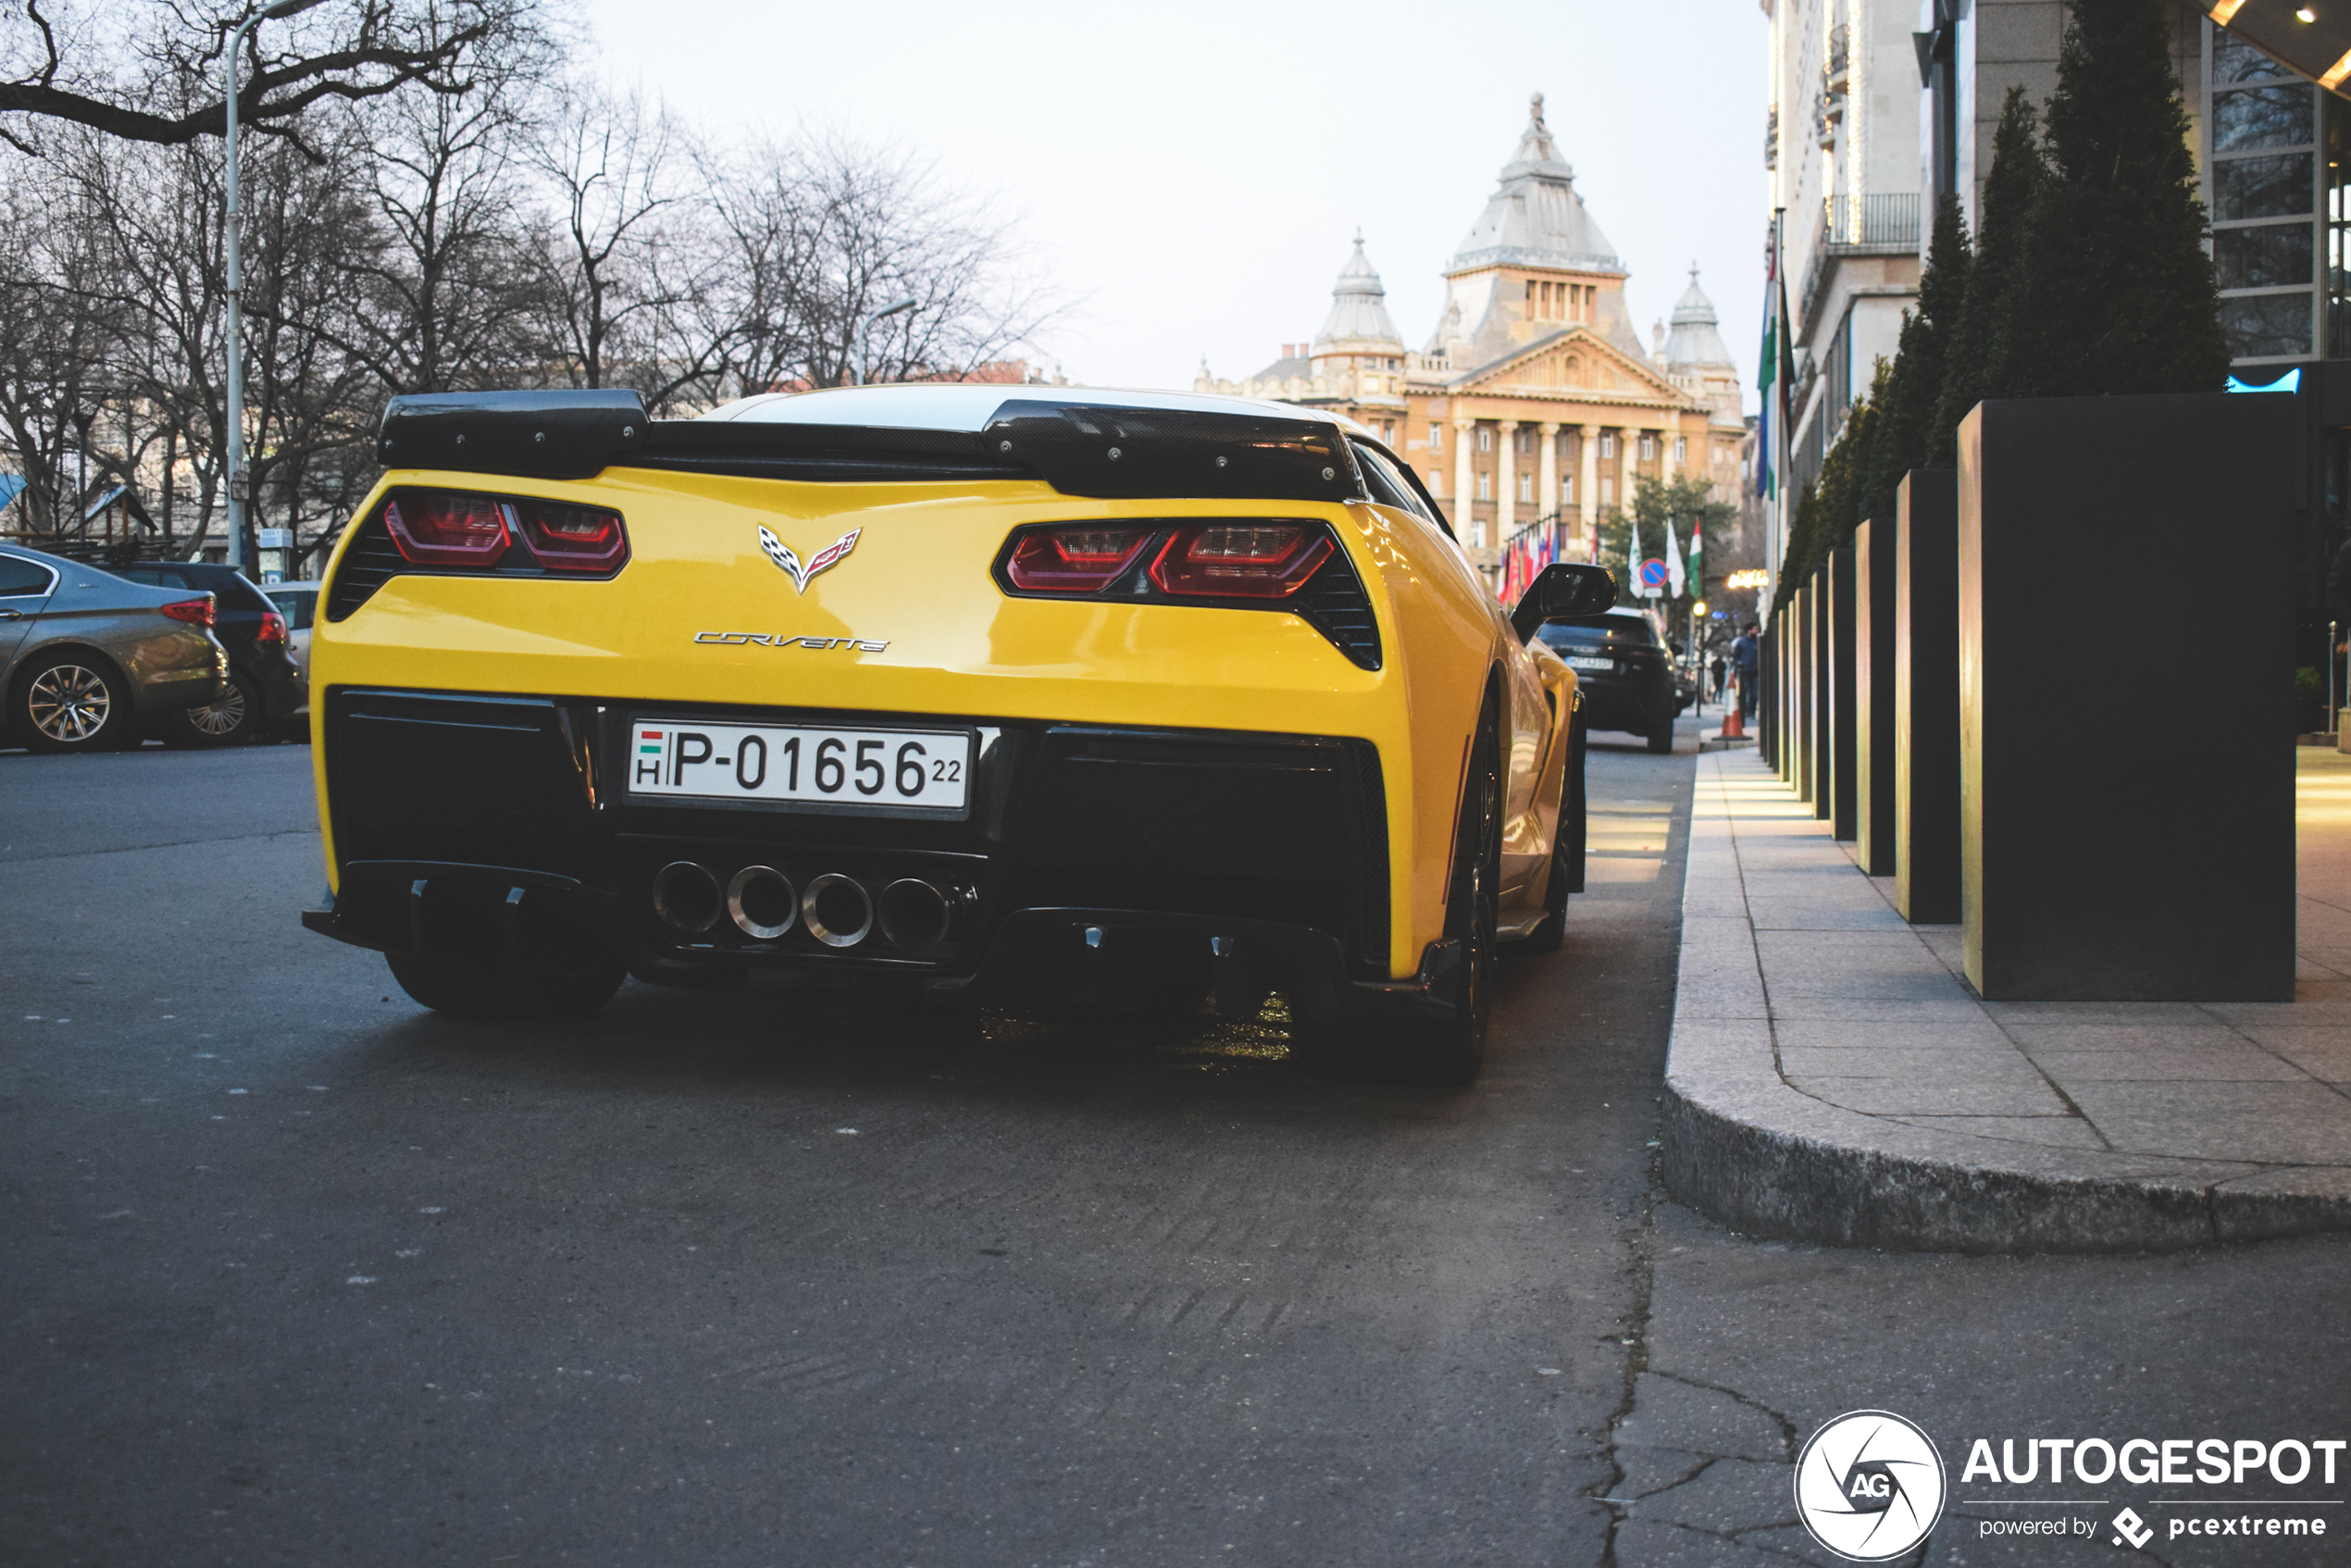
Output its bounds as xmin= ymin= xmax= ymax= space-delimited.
xmin=1657 ymin=762 xmax=2351 ymax=1255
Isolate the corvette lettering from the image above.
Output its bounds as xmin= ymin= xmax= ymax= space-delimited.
xmin=693 ymin=632 xmax=889 ymax=652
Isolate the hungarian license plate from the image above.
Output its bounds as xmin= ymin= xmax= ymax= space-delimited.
xmin=1565 ymin=654 xmax=1613 ymax=672
xmin=628 ymin=720 xmax=971 ymax=813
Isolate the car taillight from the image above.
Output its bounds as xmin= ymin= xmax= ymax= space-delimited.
xmin=1005 ymin=525 xmax=1151 ymax=591
xmin=255 ymin=609 xmax=288 ymax=643
xmin=1149 ymin=523 xmax=1334 ymax=599
xmin=509 ymin=499 xmax=628 ymax=572
xmin=160 ymin=596 xmax=215 ymax=628
xmin=383 ymin=492 xmax=510 ymax=566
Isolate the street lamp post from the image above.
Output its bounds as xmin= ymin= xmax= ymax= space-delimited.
xmin=221 ymin=0 xmax=305 ymax=572
xmin=852 ymin=296 xmax=918 ymax=387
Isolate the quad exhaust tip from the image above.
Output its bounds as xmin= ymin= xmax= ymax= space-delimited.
xmin=652 ymin=861 xmax=722 ymax=934
xmin=801 ymin=873 xmax=875 ymax=948
xmin=727 ymin=865 xmax=798 ymax=940
xmin=877 ymin=878 xmax=953 ymax=951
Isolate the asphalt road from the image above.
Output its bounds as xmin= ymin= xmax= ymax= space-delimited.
xmin=0 ymin=728 xmax=1694 ymax=1567
xmin=6 ymin=722 xmax=2345 ymax=1568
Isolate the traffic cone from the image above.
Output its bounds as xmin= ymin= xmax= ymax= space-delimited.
xmin=1722 ymin=708 xmax=1745 ymax=740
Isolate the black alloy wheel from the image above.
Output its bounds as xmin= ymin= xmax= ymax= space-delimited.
xmin=1523 ymin=713 xmax=1586 ymax=956
xmin=15 ymin=653 xmax=133 ymax=753
xmin=165 ymin=671 xmax=260 ymax=747
xmin=385 ymin=951 xmax=627 ymax=1021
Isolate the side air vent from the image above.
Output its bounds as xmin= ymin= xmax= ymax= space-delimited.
xmin=324 ymin=513 xmax=405 ymax=621
xmin=1292 ymin=546 xmax=1383 ymax=671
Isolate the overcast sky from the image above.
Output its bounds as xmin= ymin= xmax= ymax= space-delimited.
xmin=578 ymin=0 xmax=1765 ymax=404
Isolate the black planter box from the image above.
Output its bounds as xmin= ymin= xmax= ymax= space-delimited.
xmin=1897 ymin=470 xmax=1962 ymax=924
xmin=1854 ymin=516 xmax=1898 ymax=874
xmin=1959 ymin=393 xmax=2295 ymax=1001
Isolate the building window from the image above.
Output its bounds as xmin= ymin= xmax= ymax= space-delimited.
xmin=1600 ymin=432 xmax=1615 ymax=458
xmin=1518 ymin=473 xmax=1533 ymax=503
xmin=1470 ymin=521 xmax=1487 ymax=548
xmin=1477 ymin=427 xmax=1493 ymax=453
xmin=1429 ymin=470 xmax=1443 ymax=494
xmin=1639 ymin=433 xmax=1657 ymax=461
xmin=1428 ymin=422 xmax=1442 ymax=450
xmin=1674 ymin=436 xmax=1687 ymax=465
xmin=1561 ymin=475 xmax=1574 ymax=505
xmin=1601 ymin=477 xmax=1615 ymax=505
xmin=1825 ymin=306 xmax=1856 ymax=439
xmin=1476 ymin=471 xmax=1493 ymax=501
xmin=2208 ymin=23 xmax=2322 ymax=360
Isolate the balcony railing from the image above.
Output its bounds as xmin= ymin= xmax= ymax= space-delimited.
xmin=1824 ymin=193 xmax=1920 ymax=247
xmin=1797 ymin=193 xmax=1924 ymax=330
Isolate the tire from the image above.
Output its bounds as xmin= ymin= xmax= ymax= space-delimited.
xmin=386 ymin=950 xmax=626 ymax=1021
xmin=163 ymin=671 xmax=261 ymax=747
xmin=13 ymin=651 xmax=135 ymax=753
xmin=1297 ymin=701 xmax=1499 ymax=1086
xmin=1524 ymin=716 xmax=1585 ymax=956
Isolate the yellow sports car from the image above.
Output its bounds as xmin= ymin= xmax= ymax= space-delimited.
xmin=301 ymin=385 xmax=1614 ymax=1082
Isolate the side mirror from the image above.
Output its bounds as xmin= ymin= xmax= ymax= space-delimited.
xmin=1511 ymin=562 xmax=1617 ymax=642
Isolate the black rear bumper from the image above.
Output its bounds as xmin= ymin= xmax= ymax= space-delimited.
xmin=306 ymin=687 xmax=1445 ymax=1021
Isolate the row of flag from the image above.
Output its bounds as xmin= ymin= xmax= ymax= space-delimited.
xmin=1494 ymin=517 xmax=1703 ymax=604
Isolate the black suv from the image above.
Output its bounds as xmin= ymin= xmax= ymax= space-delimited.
xmin=1537 ymin=607 xmax=1676 ymax=753
xmin=113 ymin=562 xmax=303 ymax=744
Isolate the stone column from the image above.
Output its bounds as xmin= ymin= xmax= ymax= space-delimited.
xmin=1537 ymin=422 xmax=1560 ymax=546
xmin=1495 ymin=418 xmax=1520 ymax=541
xmin=1577 ymin=423 xmax=1599 ymax=560
xmin=1616 ymin=430 xmax=1636 ymax=584
xmin=1452 ymin=417 xmax=1476 ymax=545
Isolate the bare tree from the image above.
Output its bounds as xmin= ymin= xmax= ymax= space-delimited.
xmin=0 ymin=0 xmax=540 ymax=154
xmin=704 ymin=131 xmax=1066 ymax=393
xmin=0 ymin=145 xmax=126 ymax=536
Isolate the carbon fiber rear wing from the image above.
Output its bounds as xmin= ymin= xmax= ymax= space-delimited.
xmin=374 ymin=391 xmax=1365 ymax=504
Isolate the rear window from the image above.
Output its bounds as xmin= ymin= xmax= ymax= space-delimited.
xmin=1539 ymin=615 xmax=1656 ymax=651
xmin=268 ymin=589 xmax=317 ymax=630
xmin=0 ymin=556 xmax=55 ymax=597
xmin=178 ymin=564 xmax=274 ymax=613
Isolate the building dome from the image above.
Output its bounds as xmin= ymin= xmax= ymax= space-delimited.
xmin=1661 ymin=266 xmax=1736 ymax=370
xmin=1447 ymin=93 xmax=1623 ymax=276
xmin=1313 ymin=232 xmax=1404 ymax=350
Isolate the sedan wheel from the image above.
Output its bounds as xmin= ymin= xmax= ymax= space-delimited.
xmin=165 ymin=672 xmax=259 ymax=747
xmin=15 ymin=654 xmax=132 ymax=753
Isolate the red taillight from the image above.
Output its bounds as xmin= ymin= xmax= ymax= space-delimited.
xmin=1005 ymin=525 xmax=1151 ymax=592
xmin=255 ymin=609 xmax=288 ymax=643
xmin=509 ymin=499 xmax=628 ymax=572
xmin=1149 ymin=523 xmax=1334 ymax=599
xmin=383 ymin=492 xmax=510 ymax=566
xmin=160 ymin=595 xmax=215 ymax=628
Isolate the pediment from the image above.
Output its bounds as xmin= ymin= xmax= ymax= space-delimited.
xmin=1458 ymin=327 xmax=1682 ymax=400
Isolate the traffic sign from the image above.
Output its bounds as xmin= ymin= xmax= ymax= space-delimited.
xmin=1637 ymin=558 xmax=1670 ymax=589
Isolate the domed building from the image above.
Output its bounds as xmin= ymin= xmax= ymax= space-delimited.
xmin=1200 ymin=95 xmax=1747 ymax=588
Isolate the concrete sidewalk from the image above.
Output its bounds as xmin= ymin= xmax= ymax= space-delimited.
xmin=1660 ymin=747 xmax=2351 ymax=1251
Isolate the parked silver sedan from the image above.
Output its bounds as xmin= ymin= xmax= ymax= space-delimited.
xmin=1 ymin=544 xmax=230 ymax=753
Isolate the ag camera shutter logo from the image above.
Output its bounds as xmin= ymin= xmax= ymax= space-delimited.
xmin=1794 ymin=1410 xmax=1948 ymax=1561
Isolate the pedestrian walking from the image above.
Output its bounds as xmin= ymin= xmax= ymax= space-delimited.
xmin=1731 ymin=622 xmax=1760 ymax=720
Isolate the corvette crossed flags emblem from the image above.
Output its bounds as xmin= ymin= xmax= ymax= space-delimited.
xmin=758 ymin=525 xmax=861 ymax=594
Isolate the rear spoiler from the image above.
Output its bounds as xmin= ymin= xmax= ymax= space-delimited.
xmin=375 ymin=391 xmax=1363 ymax=504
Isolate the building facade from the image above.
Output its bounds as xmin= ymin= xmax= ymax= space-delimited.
xmin=1199 ymin=97 xmax=1746 ymax=593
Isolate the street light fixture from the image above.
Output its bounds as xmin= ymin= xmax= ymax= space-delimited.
xmin=852 ymin=296 xmax=918 ymax=387
xmin=221 ymin=0 xmax=310 ymax=571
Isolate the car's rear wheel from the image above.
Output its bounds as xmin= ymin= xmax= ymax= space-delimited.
xmin=385 ymin=951 xmax=626 ymax=1020
xmin=1297 ymin=701 xmax=1499 ymax=1086
xmin=163 ymin=671 xmax=260 ymax=747
xmin=1523 ymin=715 xmax=1585 ymax=956
xmin=15 ymin=653 xmax=134 ymax=753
